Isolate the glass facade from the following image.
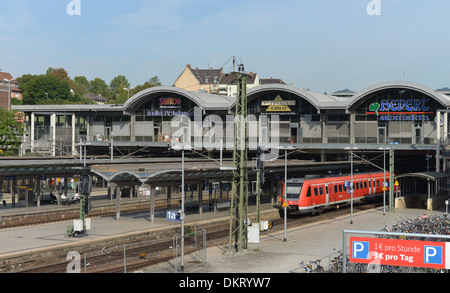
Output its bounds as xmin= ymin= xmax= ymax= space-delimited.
xmin=16 ymin=82 xmax=450 ymax=157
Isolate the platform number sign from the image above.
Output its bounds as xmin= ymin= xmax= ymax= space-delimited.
xmin=166 ymin=211 xmax=180 ymax=221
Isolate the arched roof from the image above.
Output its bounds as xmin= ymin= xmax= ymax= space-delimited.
xmin=90 ymin=168 xmax=182 ymax=184
xmin=344 ymin=81 xmax=450 ymax=109
xmin=122 ymin=86 xmax=234 ymax=113
xmin=232 ymin=84 xmax=345 ymax=110
xmin=395 ymin=171 xmax=450 ymax=181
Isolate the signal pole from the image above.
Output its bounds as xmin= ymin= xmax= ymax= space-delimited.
xmin=389 ymin=149 xmax=394 ymax=212
xmin=228 ymin=64 xmax=250 ymax=254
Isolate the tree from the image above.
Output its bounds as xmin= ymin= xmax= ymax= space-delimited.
xmin=0 ymin=109 xmax=25 ymax=155
xmin=21 ymin=74 xmax=72 ymax=105
xmin=133 ymin=76 xmax=162 ymax=93
xmin=47 ymin=67 xmax=70 ymax=82
xmin=148 ymin=76 xmax=161 ymax=86
xmin=74 ymin=76 xmax=90 ymax=92
xmin=109 ymin=75 xmax=130 ymax=93
xmin=90 ymin=78 xmax=110 ymax=98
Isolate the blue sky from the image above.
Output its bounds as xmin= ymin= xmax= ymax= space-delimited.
xmin=1 ymin=0 xmax=450 ymax=93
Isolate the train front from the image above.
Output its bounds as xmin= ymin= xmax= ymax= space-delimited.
xmin=279 ymin=178 xmax=304 ymax=216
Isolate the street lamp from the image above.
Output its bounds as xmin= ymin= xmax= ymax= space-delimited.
xmin=344 ymin=146 xmax=358 ymax=224
xmin=171 ymin=143 xmax=192 ymax=272
xmin=377 ymin=147 xmax=390 ymax=215
xmin=123 ymin=87 xmax=133 ymax=100
xmin=279 ymin=145 xmax=294 ymax=242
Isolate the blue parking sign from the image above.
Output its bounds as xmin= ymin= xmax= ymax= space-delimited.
xmin=424 ymin=246 xmax=442 ymax=265
xmin=352 ymin=241 xmax=370 ymax=259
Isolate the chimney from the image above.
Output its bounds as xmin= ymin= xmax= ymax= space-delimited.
xmin=186 ymin=64 xmax=191 ymax=68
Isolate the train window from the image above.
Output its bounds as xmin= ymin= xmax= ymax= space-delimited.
xmin=364 ymin=182 xmax=367 ymax=189
xmin=319 ymin=186 xmax=323 ymax=195
xmin=325 ymin=186 xmax=328 ymax=194
xmin=356 ymin=182 xmax=359 ymax=190
xmin=339 ymin=185 xmax=342 ymax=192
xmin=369 ymin=181 xmax=371 ymax=188
xmin=359 ymin=182 xmax=363 ymax=189
xmin=334 ymin=185 xmax=338 ymax=193
xmin=286 ymin=182 xmax=302 ymax=198
xmin=314 ymin=188 xmax=318 ymax=196
xmin=377 ymin=180 xmax=380 ymax=187
xmin=307 ymin=188 xmax=311 ymax=197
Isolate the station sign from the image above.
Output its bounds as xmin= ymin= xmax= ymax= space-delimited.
xmin=350 ymin=236 xmax=450 ymax=269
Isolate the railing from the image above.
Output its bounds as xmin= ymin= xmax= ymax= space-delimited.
xmin=83 ymin=226 xmax=207 ymax=273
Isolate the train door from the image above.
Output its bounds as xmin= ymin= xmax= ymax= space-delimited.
xmin=368 ymin=179 xmax=372 ymax=196
xmin=325 ymin=183 xmax=329 ymax=205
xmin=372 ymin=179 xmax=376 ymax=194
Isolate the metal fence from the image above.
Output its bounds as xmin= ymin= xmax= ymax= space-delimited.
xmin=83 ymin=226 xmax=207 ymax=273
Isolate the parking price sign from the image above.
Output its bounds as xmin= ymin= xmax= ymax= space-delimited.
xmin=350 ymin=237 xmax=450 ymax=269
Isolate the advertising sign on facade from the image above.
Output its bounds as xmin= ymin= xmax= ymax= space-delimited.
xmin=350 ymin=236 xmax=450 ymax=269
xmin=159 ymin=97 xmax=182 ymax=108
xmin=367 ymin=99 xmax=433 ymax=121
xmin=262 ymin=95 xmax=295 ymax=113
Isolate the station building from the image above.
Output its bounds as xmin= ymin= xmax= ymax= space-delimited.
xmin=13 ymin=80 xmax=450 ymax=173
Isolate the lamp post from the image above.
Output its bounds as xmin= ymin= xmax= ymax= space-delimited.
xmin=4 ymin=78 xmax=15 ymax=111
xmin=123 ymin=87 xmax=133 ymax=100
xmin=378 ymin=147 xmax=390 ymax=215
xmin=344 ymin=146 xmax=358 ymax=224
xmin=171 ymin=143 xmax=191 ymax=272
xmin=280 ymin=145 xmax=294 ymax=242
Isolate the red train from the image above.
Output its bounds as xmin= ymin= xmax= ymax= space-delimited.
xmin=279 ymin=172 xmax=397 ymax=216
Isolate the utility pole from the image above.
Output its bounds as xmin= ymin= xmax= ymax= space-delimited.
xmin=255 ymin=146 xmax=264 ymax=224
xmin=389 ymin=149 xmax=394 ymax=212
xmin=228 ymin=64 xmax=250 ymax=254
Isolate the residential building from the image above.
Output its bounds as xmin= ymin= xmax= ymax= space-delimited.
xmin=175 ymin=64 xmax=287 ymax=97
xmin=0 ymin=72 xmax=22 ymax=110
xmin=217 ymin=71 xmax=260 ymax=97
xmin=174 ymin=64 xmax=223 ymax=93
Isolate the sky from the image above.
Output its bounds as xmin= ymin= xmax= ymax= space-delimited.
xmin=1 ymin=0 xmax=450 ymax=94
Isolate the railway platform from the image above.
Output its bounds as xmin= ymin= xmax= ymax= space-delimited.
xmin=0 ymin=190 xmax=447 ymax=274
xmin=0 ymin=198 xmax=277 ymax=257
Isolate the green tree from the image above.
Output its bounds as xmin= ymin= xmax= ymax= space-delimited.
xmin=47 ymin=67 xmax=70 ymax=82
xmin=21 ymin=75 xmax=71 ymax=105
xmin=0 ymin=109 xmax=25 ymax=155
xmin=132 ymin=76 xmax=162 ymax=94
xmin=90 ymin=78 xmax=110 ymax=98
xmin=74 ymin=76 xmax=90 ymax=92
xmin=109 ymin=75 xmax=130 ymax=93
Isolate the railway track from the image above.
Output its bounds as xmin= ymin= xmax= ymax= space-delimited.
xmin=17 ymin=201 xmax=380 ymax=273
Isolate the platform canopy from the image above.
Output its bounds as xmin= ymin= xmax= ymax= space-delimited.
xmin=395 ymin=171 xmax=450 ymax=181
xmin=0 ymin=166 xmax=85 ymax=180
